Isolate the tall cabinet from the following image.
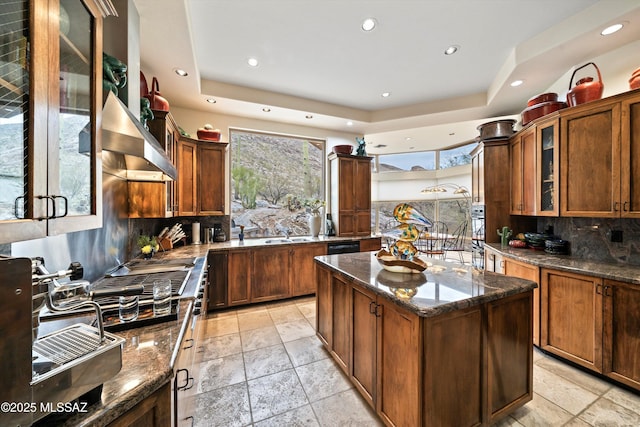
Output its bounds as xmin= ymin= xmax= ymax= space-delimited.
xmin=0 ymin=0 xmax=112 ymax=244
xmin=329 ymin=154 xmax=372 ymax=237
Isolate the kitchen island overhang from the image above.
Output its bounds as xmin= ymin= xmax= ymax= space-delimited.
xmin=315 ymin=251 xmax=536 ymax=427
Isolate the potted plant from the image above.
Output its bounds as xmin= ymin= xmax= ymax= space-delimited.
xmin=137 ymin=235 xmax=159 ymax=259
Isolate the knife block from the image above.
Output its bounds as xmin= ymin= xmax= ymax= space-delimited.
xmin=158 ymin=238 xmax=173 ymax=251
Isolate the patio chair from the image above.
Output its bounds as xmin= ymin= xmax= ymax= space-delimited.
xmin=444 ymin=220 xmax=469 ymax=264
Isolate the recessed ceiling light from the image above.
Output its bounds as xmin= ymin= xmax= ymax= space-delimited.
xmin=444 ymin=45 xmax=460 ymax=55
xmin=305 ymin=114 xmax=313 ymax=119
xmin=601 ymin=23 xmax=623 ymax=36
xmin=449 ymin=132 xmax=455 ymax=136
xmin=405 ymin=137 xmax=412 ymax=141
xmin=206 ymin=98 xmax=217 ymax=104
xmin=247 ymin=57 xmax=259 ymax=67
xmin=174 ymin=68 xmax=188 ymax=76
xmin=381 ymin=92 xmax=391 ymax=98
xmin=262 ymin=107 xmax=271 ymax=112
xmin=362 ymin=18 xmax=377 ymax=32
xmin=510 ymin=80 xmax=524 ymax=87
xmin=346 ymin=121 xmax=353 ymax=126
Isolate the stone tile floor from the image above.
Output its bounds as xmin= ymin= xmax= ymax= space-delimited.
xmin=179 ymin=296 xmax=640 ymax=427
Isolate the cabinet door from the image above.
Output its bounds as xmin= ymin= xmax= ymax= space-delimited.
xmin=510 ymin=129 xmax=536 ymax=215
xmin=537 ymin=119 xmax=559 ymax=216
xmin=207 ymin=251 xmax=228 ymax=310
xmin=351 ymin=285 xmax=376 ymax=408
xmin=177 ymin=139 xmax=197 ymax=216
xmin=602 ymin=279 xmax=640 ymax=388
xmin=331 ymin=274 xmax=350 ymax=373
xmin=252 ymin=247 xmax=290 ymax=302
xmin=197 ymin=143 xmax=225 ymax=215
xmin=316 ymin=264 xmax=332 ymax=347
xmin=541 ymin=268 xmax=603 ymax=371
xmin=620 ymin=95 xmax=640 ymax=217
xmin=377 ymin=299 xmax=420 ymax=427
xmin=504 ymin=259 xmax=540 ymax=346
xmin=228 ymin=250 xmax=251 ymax=306
xmin=354 ymin=158 xmax=371 ymax=235
xmin=290 ymin=243 xmax=326 ymax=296
xmin=560 ymin=102 xmax=621 ymax=217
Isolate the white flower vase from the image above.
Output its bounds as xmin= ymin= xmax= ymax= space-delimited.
xmin=309 ymin=214 xmax=322 ymax=237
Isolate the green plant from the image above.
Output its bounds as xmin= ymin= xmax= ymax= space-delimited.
xmin=137 ymin=235 xmax=158 ymax=254
xmin=304 ymin=198 xmax=325 ymax=215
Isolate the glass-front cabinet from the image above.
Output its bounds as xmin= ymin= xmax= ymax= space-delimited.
xmin=537 ymin=118 xmax=559 ymax=216
xmin=0 ymin=0 xmax=112 ymax=244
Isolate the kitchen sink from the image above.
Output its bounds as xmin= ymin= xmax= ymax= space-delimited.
xmin=264 ymin=237 xmax=313 ymax=244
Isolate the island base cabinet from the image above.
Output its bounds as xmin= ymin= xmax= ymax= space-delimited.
xmin=316 ymin=261 xmax=533 ymax=427
xmin=107 ymin=382 xmax=171 ymax=427
xmin=424 ymin=308 xmax=483 ymax=427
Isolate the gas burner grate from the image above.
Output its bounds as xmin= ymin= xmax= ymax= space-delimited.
xmin=91 ymin=270 xmax=190 ymax=306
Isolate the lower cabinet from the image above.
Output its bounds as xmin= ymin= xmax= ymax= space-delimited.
xmin=252 ymin=246 xmax=290 ymax=303
xmin=290 ymin=243 xmax=327 ymax=296
xmin=108 ymin=382 xmax=171 ymax=427
xmin=316 ymin=262 xmax=532 ymax=427
xmin=228 ymin=250 xmax=251 ymax=306
xmin=503 ymin=258 xmax=540 ymax=346
xmin=542 ymin=269 xmax=640 ymax=390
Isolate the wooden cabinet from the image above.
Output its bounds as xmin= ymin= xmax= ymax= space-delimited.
xmin=470 ymin=139 xmax=515 ymax=244
xmin=541 ymin=268 xmax=603 ymax=372
xmin=317 ymin=261 xmax=532 ymax=427
xmin=108 ymin=382 xmax=171 ymax=427
xmin=503 ymin=258 xmax=540 ymax=346
xmin=0 ymin=0 xmax=109 ymax=244
xmin=128 ymin=110 xmax=179 ymax=218
xmin=290 ymin=242 xmax=326 ymax=296
xmin=207 ymin=251 xmax=228 ymax=310
xmin=536 ymin=119 xmax=559 ymax=215
xmin=560 ymin=100 xmax=620 ymax=217
xmin=329 ymin=154 xmax=372 ymax=236
xmin=619 ymin=95 xmax=640 ymax=217
xmin=252 ymin=246 xmax=291 ymax=302
xmin=484 ymin=246 xmax=504 ymax=273
xmin=177 ymin=137 xmax=227 ymax=216
xmin=510 ymin=127 xmax=537 ymax=215
xmin=172 ymin=314 xmax=199 ymax=427
xmin=227 ymin=250 xmax=251 ymax=306
xmin=602 ymin=279 xmax=640 ymax=389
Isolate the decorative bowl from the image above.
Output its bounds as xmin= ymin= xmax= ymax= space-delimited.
xmin=197 ymin=129 xmax=221 ymax=141
xmin=521 ymin=101 xmax=567 ymax=126
xmin=376 ymin=249 xmax=429 ymax=273
xmin=332 ymin=145 xmax=353 ymax=155
xmin=527 ymin=92 xmax=558 ymax=107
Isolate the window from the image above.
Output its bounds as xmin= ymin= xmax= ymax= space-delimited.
xmin=230 ymin=129 xmax=325 ymax=238
xmin=378 ymin=151 xmax=435 ymax=172
xmin=439 ymin=141 xmax=476 ymax=169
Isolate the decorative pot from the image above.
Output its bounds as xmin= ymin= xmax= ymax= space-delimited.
xmin=144 ymin=77 xmax=170 ymax=111
xmin=566 ymin=62 xmax=604 ymax=107
xmin=309 ymin=214 xmax=322 ymax=237
xmin=477 ymin=119 xmax=516 ymax=140
xmin=629 ymin=67 xmax=640 ymax=90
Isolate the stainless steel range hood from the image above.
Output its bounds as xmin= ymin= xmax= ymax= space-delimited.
xmin=101 ymin=92 xmax=177 ymax=181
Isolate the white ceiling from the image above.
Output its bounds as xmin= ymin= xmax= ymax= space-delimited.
xmin=132 ymin=0 xmax=640 ymax=154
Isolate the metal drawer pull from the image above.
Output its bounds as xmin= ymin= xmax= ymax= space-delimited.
xmin=183 ymin=337 xmax=194 ymax=350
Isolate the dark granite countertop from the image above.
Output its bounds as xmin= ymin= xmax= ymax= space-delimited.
xmin=315 ymin=252 xmax=537 ymax=318
xmin=485 ymin=243 xmax=640 ymax=286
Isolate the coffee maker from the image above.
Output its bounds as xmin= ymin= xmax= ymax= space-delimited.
xmin=0 ymin=256 xmax=131 ymax=425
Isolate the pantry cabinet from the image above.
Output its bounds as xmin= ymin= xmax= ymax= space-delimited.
xmin=329 ymin=154 xmax=372 ymax=237
xmin=177 ymin=137 xmax=227 ymax=216
xmin=0 ymin=0 xmax=111 ymax=244
xmin=128 ymin=110 xmax=179 ymax=218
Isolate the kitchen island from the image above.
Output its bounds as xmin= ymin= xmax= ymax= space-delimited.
xmin=315 ymin=252 xmax=537 ymax=427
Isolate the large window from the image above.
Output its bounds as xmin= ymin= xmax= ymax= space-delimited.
xmin=378 ymin=151 xmax=435 ymax=172
xmin=230 ymin=129 xmax=324 ymax=238
xmin=439 ymin=141 xmax=476 ymax=169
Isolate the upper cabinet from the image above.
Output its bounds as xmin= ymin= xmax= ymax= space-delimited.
xmin=0 ymin=0 xmax=111 ymax=244
xmin=329 ymin=154 xmax=372 ymax=237
xmin=128 ymin=110 xmax=179 ymax=218
xmin=559 ymin=91 xmax=640 ymax=218
xmin=177 ymin=136 xmax=227 ymax=216
xmin=536 ymin=119 xmax=559 ymax=216
xmin=510 ymin=127 xmax=537 ymax=215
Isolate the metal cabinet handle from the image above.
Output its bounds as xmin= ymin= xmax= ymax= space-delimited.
xmin=176 ymin=368 xmax=194 ymax=391
xmin=184 ymin=416 xmax=194 ymax=427
xmin=183 ymin=338 xmax=194 ymax=350
xmin=596 ymin=284 xmax=602 ymax=295
xmin=623 ymin=201 xmax=630 ymax=212
xmin=51 ymin=195 xmax=68 ymax=218
xmin=369 ymin=301 xmax=377 ymax=314
xmin=604 ymin=285 xmax=612 ymax=297
xmin=14 ymin=196 xmax=25 ymax=219
xmin=374 ymin=303 xmax=383 ymax=318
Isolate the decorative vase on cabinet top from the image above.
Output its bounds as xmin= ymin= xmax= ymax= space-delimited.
xmin=309 ymin=214 xmax=322 ymax=237
xmin=566 ymin=62 xmax=604 ymax=107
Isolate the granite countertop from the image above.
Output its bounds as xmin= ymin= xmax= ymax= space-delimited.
xmin=485 ymin=243 xmax=640 ymax=286
xmin=154 ymin=234 xmax=380 ymax=257
xmin=315 ymin=252 xmax=537 ymax=318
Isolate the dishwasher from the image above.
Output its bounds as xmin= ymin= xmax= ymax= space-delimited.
xmin=327 ymin=241 xmax=360 ymax=254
